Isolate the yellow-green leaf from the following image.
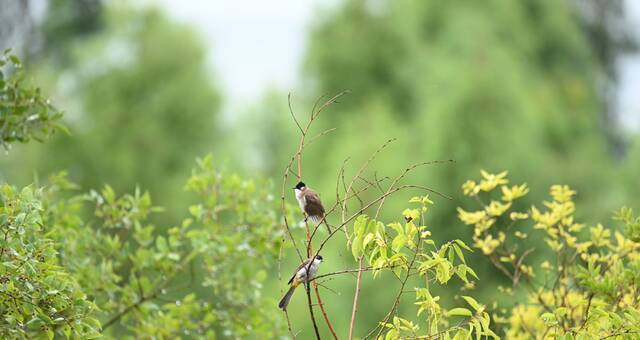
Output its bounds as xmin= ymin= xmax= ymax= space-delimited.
xmin=446 ymin=308 xmax=473 ymax=317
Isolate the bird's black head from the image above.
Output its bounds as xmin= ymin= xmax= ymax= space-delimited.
xmin=294 ymin=181 xmax=306 ymax=190
xmin=316 ymin=255 xmax=323 ymax=261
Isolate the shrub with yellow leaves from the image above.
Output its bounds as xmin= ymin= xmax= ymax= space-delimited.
xmin=350 ymin=195 xmax=498 ymax=339
xmin=458 ymin=171 xmax=640 ymax=339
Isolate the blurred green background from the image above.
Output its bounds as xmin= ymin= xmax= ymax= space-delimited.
xmin=2 ymin=0 xmax=640 ymax=337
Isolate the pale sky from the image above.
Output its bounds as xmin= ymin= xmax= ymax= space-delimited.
xmin=157 ymin=0 xmax=640 ymax=130
xmin=156 ymin=0 xmax=333 ymax=117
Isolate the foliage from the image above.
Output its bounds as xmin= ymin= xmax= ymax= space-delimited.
xmin=2 ymin=6 xmax=221 ymax=225
xmin=0 ymin=46 xmax=281 ymax=337
xmin=0 ymin=184 xmax=98 ymax=339
xmin=183 ymin=154 xmax=286 ymax=337
xmin=458 ymin=170 xmax=640 ymax=338
xmin=2 ymin=0 xmax=639 ymax=337
xmin=0 ymin=50 xmax=65 ymax=149
xmin=37 ymin=155 xmax=286 ymax=338
xmin=302 ymin=0 xmax=620 ymax=251
xmin=348 ymin=196 xmax=497 ymax=339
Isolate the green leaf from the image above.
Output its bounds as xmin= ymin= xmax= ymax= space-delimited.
xmin=156 ymin=236 xmax=168 ymax=253
xmin=362 ymin=233 xmax=375 ymax=248
xmin=354 ymin=215 xmax=369 ymax=236
xmin=392 ymin=234 xmax=407 ymax=252
xmin=388 ymin=222 xmax=404 ymax=235
xmin=456 ymin=265 xmax=469 ymax=283
xmin=464 ymin=265 xmax=480 ymax=280
xmin=446 ymin=307 xmax=473 ymax=317
xmin=461 ymin=296 xmax=482 ymax=312
xmin=455 ymin=239 xmax=473 ymax=252
xmin=453 ymin=244 xmax=466 ymax=264
xmin=352 ymin=236 xmax=363 ymax=259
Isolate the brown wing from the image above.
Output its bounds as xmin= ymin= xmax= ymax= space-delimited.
xmin=304 ymin=190 xmax=325 ymax=217
xmin=288 ymin=258 xmax=311 ymax=284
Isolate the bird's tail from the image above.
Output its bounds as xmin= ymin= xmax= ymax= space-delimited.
xmin=310 ymin=215 xmax=332 ymax=233
xmin=278 ymin=285 xmax=298 ymax=310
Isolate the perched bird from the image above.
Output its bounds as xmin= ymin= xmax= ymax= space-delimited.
xmin=293 ymin=181 xmax=331 ymax=232
xmin=278 ymin=255 xmax=324 ymax=310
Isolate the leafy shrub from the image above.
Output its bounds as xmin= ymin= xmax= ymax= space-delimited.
xmin=0 ymin=184 xmax=99 ymax=338
xmin=349 ymin=196 xmax=497 ymax=339
xmin=38 ymin=155 xmax=286 ymax=338
xmin=458 ymin=171 xmax=640 ymax=339
xmin=0 ymin=50 xmax=65 ymax=149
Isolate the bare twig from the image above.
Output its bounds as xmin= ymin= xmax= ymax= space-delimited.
xmin=282 ymin=93 xmax=348 ymax=339
xmin=305 ymin=283 xmax=321 ymax=340
xmin=288 ymin=93 xmax=304 ymax=135
xmin=281 ymin=157 xmax=304 ymax=262
xmin=284 ymin=310 xmax=297 ymax=339
xmin=308 ymin=128 xmax=337 ymax=146
xmin=311 ymin=264 xmax=404 ymax=282
xmin=375 ymin=160 xmax=454 ymax=220
xmin=342 ymin=138 xmax=397 ymax=226
xmin=281 ymin=92 xmax=454 ymax=340
xmin=313 ymin=281 xmax=338 ymax=339
xmin=349 ymin=255 xmax=365 ymax=340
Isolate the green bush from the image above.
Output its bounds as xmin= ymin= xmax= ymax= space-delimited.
xmin=0 ymin=50 xmax=65 ymax=149
xmin=458 ymin=171 xmax=640 ymax=339
xmin=0 ymin=184 xmax=98 ymax=338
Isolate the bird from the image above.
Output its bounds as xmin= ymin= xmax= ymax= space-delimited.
xmin=278 ymin=255 xmax=324 ymax=310
xmin=293 ymin=181 xmax=331 ymax=232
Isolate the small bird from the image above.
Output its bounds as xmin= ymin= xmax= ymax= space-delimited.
xmin=293 ymin=181 xmax=331 ymax=232
xmin=278 ymin=255 xmax=324 ymax=310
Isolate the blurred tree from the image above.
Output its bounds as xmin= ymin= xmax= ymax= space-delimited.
xmin=304 ymin=0 xmax=620 ymax=230
xmin=0 ymin=0 xmax=104 ymax=63
xmin=577 ymin=0 xmax=638 ymax=156
xmin=232 ymin=90 xmax=300 ymax=175
xmin=2 ymin=6 xmax=220 ymax=224
xmin=300 ymin=2 xmax=629 ymax=318
xmin=39 ymin=0 xmax=104 ymax=65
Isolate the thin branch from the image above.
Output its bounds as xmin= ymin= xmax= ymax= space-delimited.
xmin=307 ymin=128 xmax=337 ymax=146
xmin=288 ymin=93 xmax=304 ymax=134
xmin=312 ymin=90 xmax=350 ymax=120
xmin=311 ymin=94 xmax=327 ymax=119
xmin=342 ymin=138 xmax=397 ymax=226
xmin=316 ymin=282 xmax=340 ymax=296
xmin=306 ymin=283 xmax=321 ymax=340
xmin=283 ymin=93 xmax=348 ymax=339
xmin=375 ymin=160 xmax=454 ymax=220
xmin=281 ymin=157 xmax=304 ymax=262
xmin=347 ymin=160 xmax=452 ymax=339
xmin=348 ymin=255 xmax=365 ymax=340
xmin=101 ymin=254 xmax=192 ymax=331
xmin=512 ymin=248 xmax=534 ymax=288
xmin=370 ymin=237 xmax=424 ymax=339
xmin=284 ymin=310 xmax=297 ymax=339
xmin=313 ymin=281 xmax=339 ymax=339
xmin=314 ymin=184 xmax=439 ymax=258
xmin=311 ymin=264 xmax=404 ymax=282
